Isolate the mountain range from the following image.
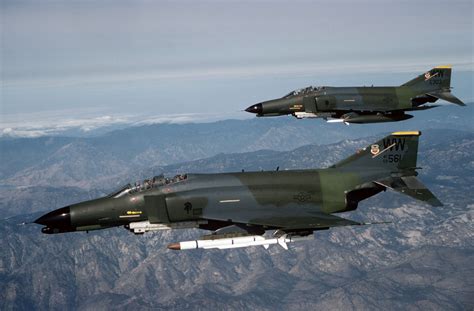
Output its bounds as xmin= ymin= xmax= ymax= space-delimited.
xmin=0 ymin=117 xmax=473 ymax=310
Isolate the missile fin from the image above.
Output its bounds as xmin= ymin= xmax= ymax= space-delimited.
xmin=277 ymin=235 xmax=289 ymax=250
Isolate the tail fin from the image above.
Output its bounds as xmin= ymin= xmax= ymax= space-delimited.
xmin=333 ymin=131 xmax=442 ymax=206
xmin=333 ymin=131 xmax=421 ymax=172
xmin=401 ymin=65 xmax=465 ymax=106
xmin=402 ymin=65 xmax=452 ymax=91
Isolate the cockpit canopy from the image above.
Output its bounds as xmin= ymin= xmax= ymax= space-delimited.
xmin=107 ymin=184 xmax=133 ymax=198
xmin=108 ymin=174 xmax=188 ymax=198
xmin=283 ymin=86 xmax=325 ymax=98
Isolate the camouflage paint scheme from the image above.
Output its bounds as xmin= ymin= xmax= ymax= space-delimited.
xmin=35 ymin=132 xmax=441 ymax=247
xmin=245 ymin=66 xmax=465 ymax=124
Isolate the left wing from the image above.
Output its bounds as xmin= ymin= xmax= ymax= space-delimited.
xmin=245 ymin=212 xmax=361 ymax=231
xmin=201 ymin=199 xmax=364 ymax=231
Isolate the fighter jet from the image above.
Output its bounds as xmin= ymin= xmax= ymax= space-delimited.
xmin=245 ymin=66 xmax=465 ymax=124
xmin=35 ymin=131 xmax=441 ymax=250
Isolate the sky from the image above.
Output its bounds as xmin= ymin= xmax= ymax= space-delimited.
xmin=1 ymin=0 xmax=473 ymax=136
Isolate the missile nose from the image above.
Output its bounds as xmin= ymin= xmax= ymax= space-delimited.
xmin=167 ymin=243 xmax=181 ymax=250
xmin=245 ymin=103 xmax=263 ymax=114
xmin=34 ymin=206 xmax=72 ymax=229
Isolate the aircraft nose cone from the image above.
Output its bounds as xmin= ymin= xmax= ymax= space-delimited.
xmin=245 ymin=103 xmax=263 ymax=114
xmin=34 ymin=206 xmax=71 ymax=228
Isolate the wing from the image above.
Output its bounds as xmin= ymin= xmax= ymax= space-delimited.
xmin=247 ymin=212 xmax=361 ymax=231
xmin=202 ymin=203 xmax=361 ymax=232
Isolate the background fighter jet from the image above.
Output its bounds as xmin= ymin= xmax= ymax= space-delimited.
xmin=245 ymin=66 xmax=465 ymax=124
xmin=35 ymin=131 xmax=441 ymax=250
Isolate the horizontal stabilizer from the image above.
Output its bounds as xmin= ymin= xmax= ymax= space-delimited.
xmin=375 ymin=176 xmax=442 ymax=207
xmin=427 ymin=91 xmax=466 ymax=106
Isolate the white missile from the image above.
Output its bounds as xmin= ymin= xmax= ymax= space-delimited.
xmin=326 ymin=118 xmax=350 ymax=125
xmin=167 ymin=234 xmax=313 ymax=250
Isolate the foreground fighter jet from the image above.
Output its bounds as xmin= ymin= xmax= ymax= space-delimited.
xmin=35 ymin=131 xmax=441 ymax=250
xmin=245 ymin=66 xmax=465 ymax=124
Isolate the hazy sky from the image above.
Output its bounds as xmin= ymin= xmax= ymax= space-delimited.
xmin=1 ymin=0 xmax=473 ymax=135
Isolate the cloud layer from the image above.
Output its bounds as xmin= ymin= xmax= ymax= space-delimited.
xmin=0 ymin=111 xmax=249 ymax=138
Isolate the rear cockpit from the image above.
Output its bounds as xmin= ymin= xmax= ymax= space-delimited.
xmin=108 ymin=174 xmax=188 ymax=198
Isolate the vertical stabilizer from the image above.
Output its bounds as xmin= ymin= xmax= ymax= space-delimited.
xmin=402 ymin=66 xmax=465 ymax=105
xmin=401 ymin=65 xmax=452 ymax=92
xmin=332 ymin=131 xmax=442 ymax=207
xmin=332 ymin=131 xmax=420 ymax=172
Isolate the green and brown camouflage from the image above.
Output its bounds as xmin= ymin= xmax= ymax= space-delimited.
xmin=245 ymin=66 xmax=465 ymax=124
xmin=34 ymin=131 xmax=441 ymax=249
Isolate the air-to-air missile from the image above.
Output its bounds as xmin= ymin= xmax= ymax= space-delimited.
xmin=245 ymin=66 xmax=465 ymax=124
xmin=35 ymin=131 xmax=442 ymax=251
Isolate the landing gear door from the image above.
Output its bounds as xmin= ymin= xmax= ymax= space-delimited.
xmin=303 ymin=96 xmax=317 ymax=113
xmin=144 ymin=195 xmax=170 ymax=224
